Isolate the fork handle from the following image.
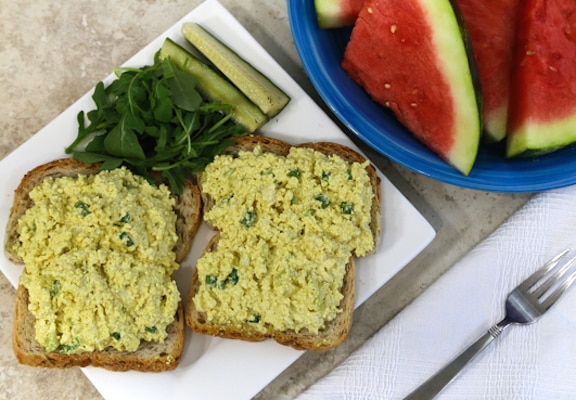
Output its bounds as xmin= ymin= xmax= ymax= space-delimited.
xmin=403 ymin=322 xmax=508 ymax=400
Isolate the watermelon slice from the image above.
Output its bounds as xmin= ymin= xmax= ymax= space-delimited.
xmin=341 ymin=0 xmax=482 ymax=175
xmin=314 ymin=0 xmax=518 ymax=145
xmin=507 ymin=0 xmax=576 ymax=158
xmin=314 ymin=0 xmax=364 ymax=28
xmin=456 ymin=0 xmax=520 ymax=143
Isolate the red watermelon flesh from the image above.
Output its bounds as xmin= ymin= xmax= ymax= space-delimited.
xmin=456 ymin=0 xmax=520 ymax=143
xmin=314 ymin=0 xmax=365 ymax=29
xmin=342 ymin=0 xmax=481 ymax=175
xmin=507 ymin=0 xmax=576 ymax=157
xmin=315 ymin=0 xmax=519 ymax=144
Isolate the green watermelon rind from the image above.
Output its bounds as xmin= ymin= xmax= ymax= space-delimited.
xmin=507 ymin=116 xmax=576 ymax=158
xmin=315 ymin=0 xmax=350 ymax=29
xmin=426 ymin=1 xmax=482 ymax=175
xmin=323 ymin=0 xmax=482 ymax=174
xmin=456 ymin=0 xmax=520 ymax=145
xmin=505 ymin=0 xmax=576 ymax=159
xmin=484 ymin=104 xmax=508 ymax=143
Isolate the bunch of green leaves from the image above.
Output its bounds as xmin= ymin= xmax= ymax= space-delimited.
xmin=65 ymin=50 xmax=246 ymax=194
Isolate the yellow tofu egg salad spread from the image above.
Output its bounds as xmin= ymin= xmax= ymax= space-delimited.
xmin=14 ymin=167 xmax=180 ymax=354
xmin=194 ymin=145 xmax=376 ymax=334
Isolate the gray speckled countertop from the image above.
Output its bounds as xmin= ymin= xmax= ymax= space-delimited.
xmin=0 ymin=1 xmax=531 ymax=399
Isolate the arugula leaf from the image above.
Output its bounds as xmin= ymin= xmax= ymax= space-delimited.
xmin=66 ymin=50 xmax=248 ymax=194
xmin=153 ymin=95 xmax=174 ymax=123
xmin=72 ymin=151 xmax=124 ymax=170
xmin=103 ymin=113 xmax=146 ymax=160
xmin=165 ymin=60 xmax=202 ymax=111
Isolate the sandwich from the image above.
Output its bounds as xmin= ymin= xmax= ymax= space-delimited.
xmin=4 ymin=158 xmax=202 ymax=371
xmin=185 ymin=136 xmax=381 ymax=350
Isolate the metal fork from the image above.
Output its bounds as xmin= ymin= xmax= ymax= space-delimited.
xmin=404 ymin=248 xmax=576 ymax=400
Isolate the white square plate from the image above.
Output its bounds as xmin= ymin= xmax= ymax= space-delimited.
xmin=0 ymin=1 xmax=436 ymax=399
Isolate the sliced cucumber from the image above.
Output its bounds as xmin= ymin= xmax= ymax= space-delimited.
xmin=159 ymin=38 xmax=268 ymax=133
xmin=181 ymin=22 xmax=290 ymax=118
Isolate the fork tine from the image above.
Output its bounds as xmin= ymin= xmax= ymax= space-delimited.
xmin=517 ymin=248 xmax=570 ymax=292
xmin=532 ymin=255 xmax=576 ymax=299
xmin=541 ymin=266 xmax=576 ymax=311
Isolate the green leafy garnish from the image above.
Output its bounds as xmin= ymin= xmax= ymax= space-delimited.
xmin=205 ymin=274 xmax=218 ymax=287
xmin=220 ymin=194 xmax=234 ymax=205
xmin=241 ymin=210 xmax=256 ymax=227
xmin=287 ymin=168 xmax=301 ymax=178
xmin=111 ymin=332 xmax=121 ymax=340
xmin=341 ymin=201 xmax=354 ymax=215
xmin=247 ymin=314 xmax=261 ymax=324
xmin=206 ymin=268 xmax=239 ymax=290
xmin=119 ymin=232 xmax=135 ymax=247
xmin=74 ymin=200 xmax=91 ymax=216
xmin=59 ymin=337 xmax=81 ymax=354
xmin=321 ymin=171 xmax=331 ymax=181
xmin=66 ymin=51 xmax=247 ymax=194
xmin=145 ymin=326 xmax=157 ymax=334
xmin=51 ymin=280 xmax=60 ymax=297
xmin=114 ymin=213 xmax=132 ymax=227
xmin=219 ymin=268 xmax=239 ymax=289
xmin=315 ymin=194 xmax=330 ymax=209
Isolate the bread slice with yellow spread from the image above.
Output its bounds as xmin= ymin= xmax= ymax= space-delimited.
xmin=4 ymin=158 xmax=202 ymax=372
xmin=186 ymin=136 xmax=381 ymax=351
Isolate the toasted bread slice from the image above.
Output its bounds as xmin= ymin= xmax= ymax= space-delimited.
xmin=186 ymin=136 xmax=381 ymax=351
xmin=4 ymin=158 xmax=202 ymax=264
xmin=186 ymin=234 xmax=356 ymax=350
xmin=4 ymin=158 xmax=203 ymax=371
xmin=13 ymin=285 xmax=185 ymax=371
xmin=200 ymin=136 xmax=382 ymax=253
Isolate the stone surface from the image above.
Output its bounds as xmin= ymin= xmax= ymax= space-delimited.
xmin=0 ymin=1 xmax=531 ymax=399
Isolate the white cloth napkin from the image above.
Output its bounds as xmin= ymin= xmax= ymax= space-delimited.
xmin=296 ymin=184 xmax=576 ymax=400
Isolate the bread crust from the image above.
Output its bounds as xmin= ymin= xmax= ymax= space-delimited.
xmin=187 ymin=136 xmax=381 ymax=351
xmin=5 ymin=157 xmax=202 ymax=371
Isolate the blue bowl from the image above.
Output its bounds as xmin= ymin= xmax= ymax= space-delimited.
xmin=287 ymin=0 xmax=576 ymax=192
